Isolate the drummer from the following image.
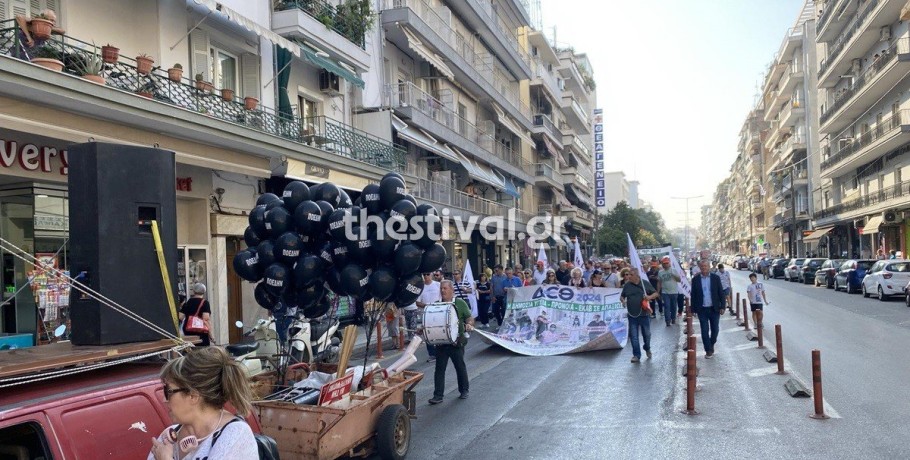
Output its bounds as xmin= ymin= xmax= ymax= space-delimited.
xmin=428 ymin=280 xmax=475 ymax=405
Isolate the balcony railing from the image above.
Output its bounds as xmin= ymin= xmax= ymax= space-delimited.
xmin=535 ymin=162 xmax=559 ymax=182
xmin=819 ymin=0 xmax=882 ymax=77
xmin=538 ymin=203 xmax=554 ymax=215
xmin=469 ymin=0 xmax=531 ymax=67
xmin=532 ymin=57 xmax=561 ymax=97
xmin=815 ymin=177 xmax=910 ymax=220
xmin=0 ymin=23 xmax=404 ymax=171
xmin=274 ymin=0 xmax=368 ymax=48
xmin=389 ymin=82 xmax=532 ymax=174
xmin=533 ymin=113 xmax=560 ymax=140
xmin=821 ymin=38 xmax=908 ymax=125
xmin=821 ymin=109 xmax=910 ymax=170
xmin=816 ymin=0 xmax=845 ymax=35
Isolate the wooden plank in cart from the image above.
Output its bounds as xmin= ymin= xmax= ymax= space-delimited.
xmin=0 ymin=339 xmax=183 ymax=379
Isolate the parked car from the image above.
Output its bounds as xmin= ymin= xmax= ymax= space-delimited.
xmin=861 ymin=260 xmax=910 ymax=300
xmin=735 ymin=255 xmax=749 ymax=270
xmin=784 ymin=258 xmax=806 ymax=281
xmin=771 ymin=258 xmax=789 ymax=278
xmin=799 ymin=258 xmax=827 ymax=284
xmin=814 ymin=259 xmax=845 ymax=288
xmin=834 ymin=259 xmax=876 ymax=293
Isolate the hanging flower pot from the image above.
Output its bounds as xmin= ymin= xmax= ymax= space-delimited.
xmin=82 ymin=74 xmax=106 ymax=85
xmin=167 ymin=65 xmax=183 ymax=82
xmin=135 ymin=54 xmax=154 ymax=75
xmin=221 ymin=88 xmax=234 ymax=102
xmin=31 ymin=58 xmax=63 ymax=72
xmin=137 ymin=90 xmax=153 ymax=99
xmin=244 ymin=96 xmax=259 ymax=111
xmin=29 ymin=18 xmax=53 ymax=40
xmin=101 ymin=44 xmax=119 ymax=64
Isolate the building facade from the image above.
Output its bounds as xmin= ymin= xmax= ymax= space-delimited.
xmin=602 ymin=171 xmax=639 ymax=210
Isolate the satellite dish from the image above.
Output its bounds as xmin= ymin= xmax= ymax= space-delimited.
xmin=53 ymin=324 xmax=67 ymax=338
xmin=235 ymin=321 xmax=244 ymax=328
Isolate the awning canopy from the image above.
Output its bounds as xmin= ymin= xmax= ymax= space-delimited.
xmin=540 ymin=135 xmax=561 ymax=158
xmin=391 ymin=115 xmax=459 ymax=163
xmin=551 ymin=236 xmax=566 ymax=247
xmin=864 ymin=215 xmax=884 ymax=234
xmin=299 ymin=43 xmax=365 ymax=88
xmin=454 ymin=149 xmax=505 ymax=190
xmin=554 ymin=191 xmax=572 ymax=207
xmin=803 ymin=227 xmax=834 ymax=242
xmin=494 ymin=170 xmax=521 ymax=199
xmin=493 ymin=104 xmax=534 ymax=146
xmin=193 ymin=0 xmax=300 ymax=57
xmin=562 ymin=234 xmax=574 ymax=246
xmin=401 ymin=26 xmax=454 ymax=80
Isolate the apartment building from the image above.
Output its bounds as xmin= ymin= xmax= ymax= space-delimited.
xmin=601 ymin=171 xmax=639 ymax=210
xmin=813 ymin=0 xmax=910 ymax=259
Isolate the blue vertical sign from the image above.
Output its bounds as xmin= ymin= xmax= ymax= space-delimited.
xmin=593 ymin=109 xmax=605 ymax=208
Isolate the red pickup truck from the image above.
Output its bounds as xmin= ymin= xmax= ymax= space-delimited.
xmin=0 ymin=361 xmax=262 ymax=459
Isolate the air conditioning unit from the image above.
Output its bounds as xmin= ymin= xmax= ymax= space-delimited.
xmin=319 ymin=70 xmax=340 ymax=94
xmin=838 ymin=137 xmax=853 ymax=149
xmin=883 ymin=210 xmax=899 ymax=223
xmin=880 ymin=26 xmax=892 ymax=42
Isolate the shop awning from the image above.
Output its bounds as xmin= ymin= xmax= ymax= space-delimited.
xmin=563 ymin=234 xmax=574 ymax=247
xmin=540 ymin=135 xmax=561 ymax=158
xmin=803 ymin=227 xmax=834 ymax=242
xmin=864 ymin=215 xmax=884 ymax=234
xmin=300 ymin=43 xmax=365 ymax=88
xmin=552 ymin=236 xmax=566 ymax=247
xmin=401 ymin=26 xmax=454 ymax=80
xmin=555 ymin=150 xmax=569 ymax=168
xmin=193 ymin=0 xmax=300 ymax=57
xmin=554 ymin=191 xmax=572 ymax=207
xmin=391 ymin=115 xmax=459 ymax=163
xmin=494 ymin=170 xmax=521 ymax=199
xmin=454 ymin=149 xmax=505 ymax=190
xmin=493 ymin=104 xmax=534 ymax=146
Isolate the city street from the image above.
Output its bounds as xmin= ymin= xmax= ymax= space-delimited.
xmin=371 ymin=270 xmax=910 ymax=459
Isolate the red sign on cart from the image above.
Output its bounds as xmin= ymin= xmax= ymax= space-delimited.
xmin=318 ymin=373 xmax=355 ymax=406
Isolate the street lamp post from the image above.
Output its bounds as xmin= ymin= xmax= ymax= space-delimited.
xmin=672 ymin=195 xmax=704 ymax=256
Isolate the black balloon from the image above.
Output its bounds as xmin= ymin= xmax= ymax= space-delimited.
xmin=232 ymin=249 xmax=261 ymax=282
xmin=389 ymin=199 xmax=417 ymax=222
xmin=281 ymin=282 xmax=298 ymax=307
xmin=256 ymin=193 xmax=282 ymax=206
xmin=415 ymin=204 xmax=438 ymax=217
xmin=317 ymin=241 xmax=334 ymax=268
xmin=372 ymin=231 xmax=398 ymax=259
xmin=325 ymin=268 xmax=347 ymax=296
xmin=296 ymin=282 xmax=325 ymax=310
xmin=265 ymin=206 xmax=292 ymax=238
xmin=263 ymin=263 xmax=290 ymax=296
xmin=315 ymin=182 xmax=341 ymax=208
xmin=328 ymin=208 xmax=352 ymax=241
xmin=395 ymin=272 xmax=424 ymax=306
xmin=331 ymin=241 xmax=350 ymax=268
xmin=256 ymin=240 xmax=278 ymax=267
xmin=346 ymin=228 xmax=373 ymax=263
xmin=379 ymin=177 xmax=407 ymax=210
xmin=414 ymin=214 xmax=443 ymax=249
xmin=293 ymin=200 xmax=322 ymax=234
xmin=294 ymin=254 xmax=323 ymax=288
xmin=340 ymin=264 xmax=370 ymax=298
xmin=361 ymin=184 xmax=382 ymax=215
xmin=394 ymin=243 xmax=423 ymax=275
xmin=386 ymin=213 xmax=410 ymax=241
xmin=338 ymin=189 xmax=353 ymax=208
xmin=254 ymin=282 xmax=279 ymax=310
xmin=243 ymin=226 xmax=261 ymax=248
xmin=303 ymin=297 xmax=331 ymax=318
xmin=369 ymin=267 xmax=397 ymax=302
xmin=402 ymin=194 xmax=417 ymax=207
xmin=248 ymin=205 xmax=268 ymax=239
xmin=315 ymin=200 xmax=335 ymax=230
xmin=282 ymin=181 xmax=310 ymax=212
xmin=383 ymin=172 xmax=405 ymax=183
xmin=265 ymin=199 xmax=285 ymax=212
xmin=275 ymin=231 xmax=302 ymax=264
xmin=418 ymin=243 xmax=446 ymax=273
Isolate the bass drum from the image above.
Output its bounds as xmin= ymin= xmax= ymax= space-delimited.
xmin=422 ymin=302 xmax=458 ymax=346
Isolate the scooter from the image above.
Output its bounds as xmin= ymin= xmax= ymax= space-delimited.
xmin=287 ymin=314 xmax=340 ymax=365
xmin=226 ymin=319 xmax=279 ymax=377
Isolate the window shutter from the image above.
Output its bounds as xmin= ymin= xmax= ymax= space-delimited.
xmin=241 ymin=53 xmax=259 ymax=100
xmin=42 ymin=0 xmax=58 ymax=16
xmin=0 ymin=2 xmax=8 ymax=21
xmin=191 ymin=29 xmax=210 ymax=82
xmin=28 ymin=0 xmax=38 ymax=14
xmin=11 ymin=0 xmax=27 ymax=17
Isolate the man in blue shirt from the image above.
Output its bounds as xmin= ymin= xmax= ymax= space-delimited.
xmin=490 ymin=265 xmax=508 ymax=327
xmin=690 ymin=260 xmax=726 ymax=359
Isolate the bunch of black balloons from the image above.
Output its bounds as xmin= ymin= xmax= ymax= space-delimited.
xmin=232 ymin=173 xmax=446 ymax=319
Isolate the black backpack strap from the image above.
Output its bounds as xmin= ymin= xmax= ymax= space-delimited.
xmin=211 ymin=416 xmax=244 ymax=446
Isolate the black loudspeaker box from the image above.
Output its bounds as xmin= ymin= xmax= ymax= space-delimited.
xmin=68 ymin=142 xmax=179 ymax=345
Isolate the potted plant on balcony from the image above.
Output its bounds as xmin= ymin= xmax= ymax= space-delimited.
xmin=31 ymin=44 xmax=63 ymax=71
xmin=221 ymin=87 xmax=234 ymax=102
xmin=244 ymin=96 xmax=259 ymax=111
xmin=135 ymin=53 xmax=154 ymax=75
xmin=194 ymin=73 xmax=213 ymax=93
xmin=101 ymin=44 xmax=119 ymax=63
xmin=75 ymin=44 xmax=105 ymax=84
xmin=167 ymin=63 xmax=183 ymax=82
xmin=28 ymin=12 xmax=55 ymax=40
xmin=335 ymin=0 xmax=373 ymax=46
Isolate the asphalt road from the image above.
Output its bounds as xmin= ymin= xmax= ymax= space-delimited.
xmin=363 ymin=271 xmax=910 ymax=459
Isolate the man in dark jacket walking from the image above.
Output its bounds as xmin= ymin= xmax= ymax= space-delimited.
xmin=690 ymin=260 xmax=726 ymax=358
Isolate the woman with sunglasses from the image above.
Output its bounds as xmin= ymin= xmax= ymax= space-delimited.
xmin=149 ymin=347 xmax=257 ymax=460
xmin=589 ymin=270 xmax=607 ymax=288
xmin=542 ymin=269 xmax=559 ymax=285
xmin=522 ymin=271 xmax=533 ymax=286
xmin=568 ymin=268 xmax=586 ymax=288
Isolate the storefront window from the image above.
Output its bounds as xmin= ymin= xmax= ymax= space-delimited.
xmin=177 ymin=246 xmax=208 ymax=305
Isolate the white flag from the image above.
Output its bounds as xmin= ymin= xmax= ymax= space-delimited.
xmin=537 ymin=244 xmax=548 ymax=268
xmin=461 ymin=259 xmax=478 ymax=317
xmin=626 ymin=233 xmax=649 ymax=281
xmin=668 ymin=249 xmax=692 ymax=299
xmin=573 ymin=240 xmax=584 ymax=269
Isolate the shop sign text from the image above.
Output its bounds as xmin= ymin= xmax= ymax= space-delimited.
xmin=0 ymin=140 xmax=68 ymax=175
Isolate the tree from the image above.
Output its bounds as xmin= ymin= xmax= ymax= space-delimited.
xmin=595 ymin=201 xmax=672 ymax=256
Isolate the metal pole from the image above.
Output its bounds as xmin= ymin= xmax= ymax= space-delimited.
xmin=810 ymin=349 xmax=829 ymax=419
xmin=775 ymin=324 xmax=786 ymax=374
xmin=790 ymin=164 xmax=797 ymax=257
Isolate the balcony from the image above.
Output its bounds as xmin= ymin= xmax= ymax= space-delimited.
xmin=562 ymin=208 xmax=595 ymax=228
xmin=561 ymin=95 xmax=590 ymax=133
xmin=820 ymin=38 xmax=910 ymax=133
xmin=381 ymin=0 xmax=532 ymax=128
xmin=387 ymin=82 xmax=533 ymax=181
xmin=538 ymin=203 xmax=555 ymax=216
xmin=815 ymin=178 xmax=910 ymax=225
xmin=441 ymin=0 xmax=532 ymax=79
xmin=0 ymin=26 xmax=404 ymax=173
xmin=779 ymin=99 xmax=805 ymax=130
xmin=562 ymin=166 xmax=593 ymax=190
xmin=777 ymin=62 xmax=804 ymax=100
xmin=531 ymin=57 xmax=562 ymax=101
xmin=821 ymin=109 xmax=910 ymax=178
xmin=817 ymin=0 xmax=857 ymax=42
xmin=272 ymin=0 xmax=371 ymax=71
xmin=532 ymin=113 xmax=561 ymax=145
xmin=818 ymin=0 xmax=903 ymax=86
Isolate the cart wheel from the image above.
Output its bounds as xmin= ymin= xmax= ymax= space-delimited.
xmin=376 ymin=404 xmax=410 ymax=460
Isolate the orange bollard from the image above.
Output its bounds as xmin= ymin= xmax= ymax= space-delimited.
xmin=775 ymin=324 xmax=786 ymax=375
xmin=398 ymin=315 xmax=406 ymax=350
xmin=757 ymin=319 xmax=765 ymax=348
xmin=688 ymin=335 xmax=696 ymax=354
xmin=735 ymin=292 xmax=740 ymax=316
xmin=809 ymin=350 xmax=829 ymax=419
xmin=683 ymin=347 xmax=698 ymax=415
xmin=686 ymin=310 xmax=693 ymax=336
xmin=742 ymin=299 xmax=751 ymax=331
xmin=375 ymin=321 xmax=384 ymax=359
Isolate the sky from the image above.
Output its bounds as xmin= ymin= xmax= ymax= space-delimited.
xmin=539 ymin=0 xmax=807 ymax=229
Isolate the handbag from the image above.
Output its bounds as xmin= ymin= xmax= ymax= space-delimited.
xmin=185 ymin=298 xmax=209 ymax=335
xmin=639 ymin=282 xmax=653 ymax=314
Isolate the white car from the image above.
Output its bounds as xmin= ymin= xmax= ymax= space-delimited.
xmin=861 ymin=260 xmax=910 ymax=301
